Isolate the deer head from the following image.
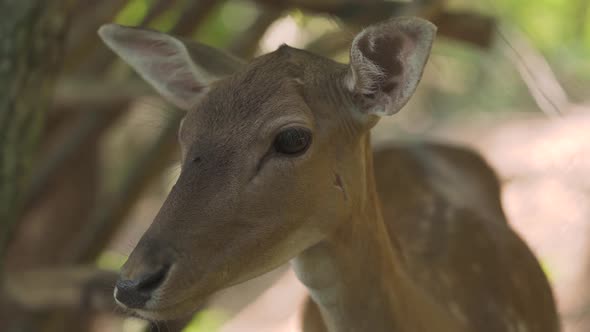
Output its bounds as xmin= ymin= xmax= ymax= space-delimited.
xmin=99 ymin=17 xmax=435 ymax=321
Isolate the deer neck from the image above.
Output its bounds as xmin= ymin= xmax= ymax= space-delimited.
xmin=292 ymin=134 xmax=464 ymax=332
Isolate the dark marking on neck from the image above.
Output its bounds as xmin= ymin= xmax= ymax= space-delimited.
xmin=333 ymin=172 xmax=348 ymax=201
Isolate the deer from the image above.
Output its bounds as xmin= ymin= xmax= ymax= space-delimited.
xmin=98 ymin=17 xmax=559 ymax=332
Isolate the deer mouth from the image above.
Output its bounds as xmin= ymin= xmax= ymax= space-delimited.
xmin=114 ymin=264 xmax=209 ymax=321
xmin=130 ymin=294 xmax=207 ymax=321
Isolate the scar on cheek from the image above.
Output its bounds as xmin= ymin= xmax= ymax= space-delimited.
xmin=333 ymin=173 xmax=348 ymax=201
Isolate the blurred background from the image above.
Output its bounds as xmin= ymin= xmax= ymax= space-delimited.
xmin=1 ymin=0 xmax=589 ymax=331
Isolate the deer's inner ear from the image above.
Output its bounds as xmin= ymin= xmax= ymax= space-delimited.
xmin=98 ymin=24 xmax=245 ymax=110
xmin=345 ymin=17 xmax=437 ymax=117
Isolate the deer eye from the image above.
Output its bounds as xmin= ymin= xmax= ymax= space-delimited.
xmin=273 ymin=127 xmax=312 ymax=155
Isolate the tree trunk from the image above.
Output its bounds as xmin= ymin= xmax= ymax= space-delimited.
xmin=0 ymin=0 xmax=71 ymax=270
xmin=0 ymin=1 xmax=71 ymax=331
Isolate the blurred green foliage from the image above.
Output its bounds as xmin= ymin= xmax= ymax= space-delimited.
xmin=97 ymin=250 xmax=127 ymax=271
xmin=495 ymin=0 xmax=590 ymax=91
xmin=197 ymin=0 xmax=259 ymax=47
xmin=183 ymin=309 xmax=228 ymax=332
xmin=115 ymin=0 xmax=150 ymax=26
xmin=424 ymin=0 xmax=590 ymax=115
xmin=494 ymin=0 xmax=589 ymax=51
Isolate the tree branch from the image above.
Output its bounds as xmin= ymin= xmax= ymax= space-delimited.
xmin=0 ymin=0 xmax=71 ymax=277
xmin=498 ymin=25 xmax=570 ymax=117
xmin=3 ymin=267 xmax=119 ymax=313
xmin=67 ymin=104 xmax=183 ymax=263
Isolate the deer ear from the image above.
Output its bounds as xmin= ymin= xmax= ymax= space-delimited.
xmin=98 ymin=24 xmax=245 ymax=110
xmin=345 ymin=17 xmax=436 ymax=116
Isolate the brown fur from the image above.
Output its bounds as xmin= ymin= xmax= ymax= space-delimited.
xmin=100 ymin=18 xmax=559 ymax=331
xmin=300 ymin=143 xmax=559 ymax=331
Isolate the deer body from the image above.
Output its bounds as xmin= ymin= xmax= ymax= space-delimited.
xmin=299 ymin=142 xmax=559 ymax=331
xmin=99 ymin=17 xmax=559 ymax=332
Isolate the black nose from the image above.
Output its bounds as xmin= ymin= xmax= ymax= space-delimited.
xmin=114 ymin=265 xmax=169 ymax=308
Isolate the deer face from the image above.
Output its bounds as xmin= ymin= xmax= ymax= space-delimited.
xmin=99 ymin=17 xmax=435 ymax=320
